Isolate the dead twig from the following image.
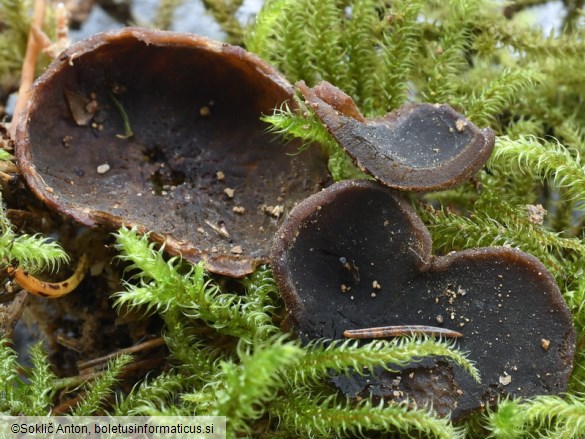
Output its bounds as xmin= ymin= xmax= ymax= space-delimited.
xmin=10 ymin=0 xmax=47 ymax=137
xmin=76 ymin=337 xmax=166 ymax=370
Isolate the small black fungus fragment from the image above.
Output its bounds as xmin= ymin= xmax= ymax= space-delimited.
xmin=270 ymin=179 xmax=575 ymax=420
xmin=298 ymin=81 xmax=495 ymax=191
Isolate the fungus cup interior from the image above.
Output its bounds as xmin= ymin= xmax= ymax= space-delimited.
xmin=270 ymin=179 xmax=575 ymax=420
xmin=16 ymin=28 xmax=329 ymax=277
xmin=298 ymin=81 xmax=495 ymax=191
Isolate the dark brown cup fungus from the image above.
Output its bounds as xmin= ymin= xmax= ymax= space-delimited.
xmin=270 ymin=180 xmax=575 ymax=420
xmin=298 ymin=81 xmax=495 ymax=191
xmin=15 ymin=28 xmax=330 ymax=277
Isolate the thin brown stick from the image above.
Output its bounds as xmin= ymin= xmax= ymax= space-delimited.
xmin=0 ymin=290 xmax=28 ymax=338
xmin=0 ymin=171 xmax=16 ymax=186
xmin=343 ymin=325 xmax=463 ymax=339
xmin=51 ymin=393 xmax=85 ymax=415
xmin=118 ymin=357 xmax=166 ymax=375
xmin=76 ymin=337 xmax=166 ymax=370
xmin=53 ymin=371 xmax=99 ymax=391
xmin=10 ymin=0 xmax=46 ymax=137
xmin=0 ymin=161 xmax=19 ymax=174
xmin=52 ymin=357 xmax=165 ymax=414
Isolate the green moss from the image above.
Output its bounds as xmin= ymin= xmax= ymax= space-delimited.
xmin=0 ymin=192 xmax=69 ymax=273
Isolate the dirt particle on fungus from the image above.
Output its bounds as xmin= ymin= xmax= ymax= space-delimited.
xmin=436 ymin=314 xmax=444 ymax=324
xmin=233 ymin=206 xmax=246 ymax=215
xmin=62 ymin=135 xmax=73 ymax=147
xmin=224 ymin=188 xmax=235 ymax=198
xmin=230 ymin=245 xmax=243 ymax=254
xmin=86 ymin=99 xmax=98 ymax=114
xmin=97 ymin=163 xmax=110 ymax=174
xmin=216 ymin=171 xmax=225 ymax=181
xmin=499 ymin=374 xmax=512 ymax=386
xmin=197 ymin=227 xmax=205 ymax=234
xmin=65 ymin=90 xmax=98 ymax=126
xmin=111 ymin=82 xmax=127 ymax=94
xmin=541 ymin=338 xmax=551 ymax=350
xmin=370 ymin=292 xmax=376 ymax=298
xmin=340 ymin=284 xmax=350 ymax=293
xmin=372 ymin=280 xmax=381 ymax=289
xmin=262 ymin=204 xmax=285 ymax=218
xmin=199 ymin=106 xmax=211 ymax=117
xmin=339 ymin=257 xmax=360 ymax=284
xmin=205 ymin=220 xmax=229 ymax=238
xmin=455 ymin=119 xmax=467 ymax=132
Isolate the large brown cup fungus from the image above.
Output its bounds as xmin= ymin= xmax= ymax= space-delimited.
xmin=15 ymin=28 xmax=329 ymax=277
xmin=270 ymin=180 xmax=575 ymax=420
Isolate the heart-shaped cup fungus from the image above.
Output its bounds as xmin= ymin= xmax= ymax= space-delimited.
xmin=298 ymin=81 xmax=495 ymax=191
xmin=270 ymin=180 xmax=575 ymax=420
xmin=15 ymin=28 xmax=330 ymax=277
